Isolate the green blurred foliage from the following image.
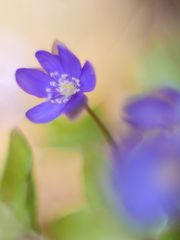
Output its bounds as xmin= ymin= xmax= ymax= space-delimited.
xmin=0 ymin=202 xmax=24 ymax=240
xmin=0 ymin=129 xmax=39 ymax=239
xmin=46 ymin=109 xmax=103 ymax=148
xmin=47 ymin=123 xmax=141 ymax=240
xmin=82 ymin=145 xmax=109 ymax=210
xmin=48 ymin=208 xmax=139 ymax=240
xmin=138 ymin=39 xmax=180 ymax=90
xmin=160 ymin=223 xmax=180 ymax=240
xmin=2 ymin=114 xmax=179 ymax=239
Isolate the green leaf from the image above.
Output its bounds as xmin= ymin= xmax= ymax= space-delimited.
xmin=0 ymin=129 xmax=38 ymax=231
xmin=47 ymin=208 xmax=140 ymax=240
xmin=26 ymin=170 xmax=38 ymax=231
xmin=0 ymin=202 xmax=24 ymax=240
xmin=0 ymin=202 xmax=43 ymax=240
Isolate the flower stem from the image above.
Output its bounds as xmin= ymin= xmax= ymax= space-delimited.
xmin=85 ymin=105 xmax=117 ymax=149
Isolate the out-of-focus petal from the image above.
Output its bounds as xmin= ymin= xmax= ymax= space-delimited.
xmin=124 ymin=96 xmax=173 ymax=129
xmin=112 ymin=130 xmax=180 ymax=230
xmin=26 ymin=101 xmax=65 ymax=123
xmin=156 ymin=88 xmax=180 ymax=124
xmin=57 ymin=43 xmax=81 ymax=78
xmin=65 ymin=93 xmax=87 ymax=120
xmin=112 ymin=133 xmax=172 ymax=230
xmin=154 ymin=87 xmax=180 ymax=102
xmin=16 ymin=68 xmax=51 ymax=98
xmin=35 ymin=50 xmax=64 ymax=75
xmin=80 ymin=61 xmax=96 ymax=92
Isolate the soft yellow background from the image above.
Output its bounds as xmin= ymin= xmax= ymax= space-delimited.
xmin=0 ymin=0 xmax=179 ymax=225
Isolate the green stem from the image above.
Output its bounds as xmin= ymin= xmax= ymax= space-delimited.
xmin=85 ymin=105 xmax=117 ymax=149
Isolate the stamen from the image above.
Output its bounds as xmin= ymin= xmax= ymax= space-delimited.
xmin=50 ymin=81 xmax=58 ymax=87
xmin=46 ymin=88 xmax=51 ymax=92
xmin=50 ymin=71 xmax=60 ymax=79
xmin=61 ymin=74 xmax=68 ymax=79
xmin=47 ymin=73 xmax=81 ymax=104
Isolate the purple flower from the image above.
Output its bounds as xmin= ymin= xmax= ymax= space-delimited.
xmin=110 ymin=87 xmax=180 ymax=231
xmin=124 ymin=87 xmax=180 ymax=129
xmin=15 ymin=42 xmax=96 ymax=123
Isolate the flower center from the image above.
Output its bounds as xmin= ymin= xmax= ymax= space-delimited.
xmin=46 ymin=72 xmax=80 ymax=104
xmin=59 ymin=81 xmax=78 ymax=96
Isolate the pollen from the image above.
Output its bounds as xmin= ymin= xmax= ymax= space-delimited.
xmin=58 ymin=80 xmax=80 ymax=96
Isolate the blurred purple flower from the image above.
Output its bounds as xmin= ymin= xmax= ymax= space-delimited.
xmin=124 ymin=87 xmax=180 ymax=129
xmin=16 ymin=42 xmax=96 ymax=123
xmin=111 ymin=87 xmax=180 ymax=231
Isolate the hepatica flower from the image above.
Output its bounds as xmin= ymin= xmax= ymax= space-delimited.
xmin=124 ymin=87 xmax=180 ymax=130
xmin=15 ymin=42 xmax=96 ymax=123
xmin=110 ymin=87 xmax=180 ymax=231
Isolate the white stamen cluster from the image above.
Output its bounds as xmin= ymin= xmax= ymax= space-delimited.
xmin=46 ymin=72 xmax=80 ymax=104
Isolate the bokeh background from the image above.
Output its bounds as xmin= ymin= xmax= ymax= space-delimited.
xmin=0 ymin=0 xmax=180 ymax=238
